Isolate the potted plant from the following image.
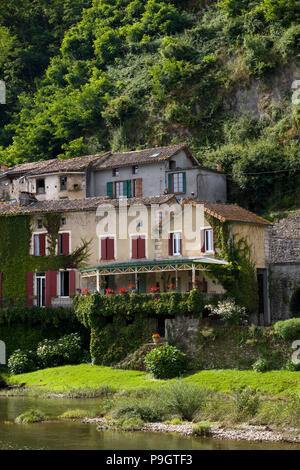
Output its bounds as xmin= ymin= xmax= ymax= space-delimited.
xmin=152 ymin=333 xmax=160 ymax=345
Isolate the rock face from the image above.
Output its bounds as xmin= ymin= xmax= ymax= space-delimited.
xmin=268 ymin=210 xmax=300 ymax=320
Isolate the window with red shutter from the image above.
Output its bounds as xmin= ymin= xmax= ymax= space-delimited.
xmin=26 ymin=272 xmax=34 ymax=306
xmin=107 ymin=238 xmax=115 ymax=260
xmin=39 ymin=234 xmax=46 ymax=256
xmin=132 ymin=237 xmax=138 ymax=259
xmin=101 ymin=238 xmax=107 ymax=260
xmin=169 ymin=233 xmax=173 ymax=255
xmin=58 ymin=233 xmax=70 ymax=255
xmin=138 ymin=236 xmax=145 ymax=259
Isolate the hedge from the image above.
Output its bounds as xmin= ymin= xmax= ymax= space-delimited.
xmin=0 ymin=306 xmax=89 ymax=359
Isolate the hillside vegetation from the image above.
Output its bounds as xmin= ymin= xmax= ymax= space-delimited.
xmin=1 ymin=0 xmax=300 ymax=211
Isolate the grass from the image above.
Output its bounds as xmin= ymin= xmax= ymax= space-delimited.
xmin=15 ymin=409 xmax=45 ymax=424
xmin=6 ymin=364 xmax=300 ymax=398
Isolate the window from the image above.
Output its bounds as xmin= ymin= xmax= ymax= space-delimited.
xmin=61 ymin=217 xmax=66 ymax=226
xmin=169 ymin=233 xmax=182 ymax=256
xmin=36 ymin=178 xmax=45 ymax=194
xmin=59 ymin=271 xmax=69 ymax=297
xmin=205 ymin=229 xmax=214 ymax=252
xmin=132 ymin=236 xmax=146 ymax=259
xmin=169 ymin=160 xmax=176 ymax=170
xmin=132 ymin=165 xmax=139 ymax=175
xmin=168 ymin=172 xmax=186 ymax=193
xmin=115 ymin=181 xmax=124 ymax=198
xmin=112 ymin=168 xmax=119 ymax=177
xmin=58 ymin=233 xmax=70 ymax=255
xmin=101 ymin=237 xmax=115 ymax=260
xmin=60 ymin=176 xmax=67 ymax=191
xmin=33 ymin=233 xmax=46 ymax=256
xmin=37 ymin=219 xmax=43 ymax=229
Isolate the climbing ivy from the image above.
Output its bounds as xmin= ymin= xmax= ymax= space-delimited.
xmin=205 ymin=215 xmax=259 ymax=313
xmin=0 ymin=212 xmax=91 ymax=305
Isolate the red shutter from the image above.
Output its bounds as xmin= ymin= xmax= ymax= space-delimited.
xmin=107 ymin=238 xmax=114 ymax=259
xmin=132 ymin=237 xmax=138 ymax=259
xmin=39 ymin=234 xmax=46 ymax=256
xmin=169 ymin=233 xmax=173 ymax=255
xmin=180 ymin=235 xmax=182 ymax=255
xmin=138 ymin=236 xmax=146 ymax=259
xmin=0 ymin=272 xmax=2 ymax=309
xmin=26 ymin=272 xmax=34 ymax=307
xmin=57 ymin=234 xmax=60 ymax=255
xmin=62 ymin=233 xmax=69 ymax=255
xmin=200 ymin=230 xmax=205 ymax=253
xmin=101 ymin=238 xmax=107 ymax=260
xmin=46 ymin=271 xmax=57 ymax=307
xmin=69 ymin=270 xmax=76 ymax=297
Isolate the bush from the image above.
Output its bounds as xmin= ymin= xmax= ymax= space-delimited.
xmin=36 ymin=333 xmax=82 ymax=369
xmin=289 ymin=288 xmax=300 ymax=318
xmin=15 ymin=409 xmax=45 ymax=424
xmin=145 ymin=345 xmax=186 ymax=379
xmin=158 ymin=382 xmax=210 ymax=421
xmin=111 ymin=403 xmax=161 ymax=422
xmin=192 ymin=422 xmax=211 ymax=437
xmin=274 ymin=318 xmax=300 ymax=341
xmin=0 ymin=374 xmax=7 ymax=389
xmin=285 ymin=359 xmax=300 ymax=372
xmin=207 ymin=298 xmax=247 ymax=326
xmin=232 ymin=387 xmax=260 ymax=421
xmin=8 ymin=350 xmax=39 ymax=375
xmin=252 ymin=358 xmax=269 ymax=372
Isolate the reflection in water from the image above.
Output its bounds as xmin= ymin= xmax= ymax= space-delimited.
xmin=0 ymin=397 xmax=299 ymax=450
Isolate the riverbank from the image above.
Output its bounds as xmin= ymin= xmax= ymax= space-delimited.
xmin=6 ymin=364 xmax=300 ymax=397
xmin=83 ymin=417 xmax=300 ymax=444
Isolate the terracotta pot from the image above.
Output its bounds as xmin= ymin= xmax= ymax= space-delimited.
xmin=152 ymin=337 xmax=160 ymax=345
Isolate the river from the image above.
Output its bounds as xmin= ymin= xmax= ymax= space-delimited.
xmin=0 ymin=396 xmax=299 ymax=450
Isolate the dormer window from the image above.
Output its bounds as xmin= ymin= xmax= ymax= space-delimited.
xmin=132 ymin=165 xmax=139 ymax=175
xmin=36 ymin=178 xmax=45 ymax=194
xmin=60 ymin=176 xmax=67 ymax=191
xmin=112 ymin=168 xmax=119 ymax=177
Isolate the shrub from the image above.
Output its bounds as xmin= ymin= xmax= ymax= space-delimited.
xmin=8 ymin=350 xmax=39 ymax=375
xmin=145 ymin=345 xmax=186 ymax=379
xmin=207 ymin=298 xmax=247 ymax=326
xmin=285 ymin=359 xmax=300 ymax=372
xmin=252 ymin=358 xmax=269 ymax=372
xmin=15 ymin=409 xmax=45 ymax=424
xmin=289 ymin=287 xmax=300 ymax=318
xmin=36 ymin=333 xmax=82 ymax=368
xmin=192 ymin=422 xmax=211 ymax=437
xmin=158 ymin=382 xmax=210 ymax=421
xmin=232 ymin=387 xmax=260 ymax=421
xmin=274 ymin=318 xmax=300 ymax=341
xmin=0 ymin=374 xmax=7 ymax=389
xmin=111 ymin=403 xmax=162 ymax=422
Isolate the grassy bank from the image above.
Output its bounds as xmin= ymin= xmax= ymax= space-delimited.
xmin=6 ymin=364 xmax=300 ymax=398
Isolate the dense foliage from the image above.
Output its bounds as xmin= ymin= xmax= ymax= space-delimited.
xmin=289 ymin=287 xmax=300 ymax=317
xmin=274 ymin=318 xmax=300 ymax=341
xmin=145 ymin=344 xmax=186 ymax=379
xmin=1 ymin=1 xmax=300 ymax=211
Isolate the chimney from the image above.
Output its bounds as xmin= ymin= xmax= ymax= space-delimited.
xmin=19 ymin=191 xmax=37 ymax=206
xmin=216 ymin=162 xmax=222 ymax=172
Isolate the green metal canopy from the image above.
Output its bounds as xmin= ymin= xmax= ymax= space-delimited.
xmin=80 ymin=256 xmax=228 ymax=277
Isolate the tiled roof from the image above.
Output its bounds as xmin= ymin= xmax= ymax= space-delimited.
xmin=202 ymin=201 xmax=272 ymax=225
xmin=3 ymin=153 xmax=110 ymax=177
xmin=92 ymin=144 xmax=199 ymax=169
xmin=0 ymin=195 xmax=176 ymax=215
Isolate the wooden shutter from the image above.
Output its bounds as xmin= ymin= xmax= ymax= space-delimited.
xmin=136 ymin=178 xmax=143 ymax=197
xmin=168 ymin=174 xmax=173 ymax=193
xmin=46 ymin=271 xmax=57 ymax=307
xmin=180 ymin=235 xmax=182 ymax=254
xmin=62 ymin=233 xmax=69 ymax=255
xmin=26 ymin=272 xmax=34 ymax=307
xmin=169 ymin=233 xmax=173 ymax=255
xmin=39 ymin=234 xmax=46 ymax=256
xmin=69 ymin=270 xmax=76 ymax=297
xmin=124 ymin=180 xmax=132 ymax=198
xmin=107 ymin=238 xmax=114 ymax=259
xmin=182 ymin=172 xmax=186 ymax=193
xmin=200 ymin=230 xmax=205 ymax=253
xmin=132 ymin=237 xmax=138 ymax=259
xmin=101 ymin=238 xmax=107 ymax=260
xmin=107 ymin=181 xmax=114 ymax=198
xmin=0 ymin=272 xmax=2 ymax=309
xmin=138 ymin=236 xmax=146 ymax=259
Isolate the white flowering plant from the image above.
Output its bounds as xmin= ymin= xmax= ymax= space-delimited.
xmin=207 ymin=298 xmax=248 ymax=326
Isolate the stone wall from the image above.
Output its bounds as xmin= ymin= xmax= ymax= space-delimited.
xmin=269 ymin=263 xmax=300 ymax=321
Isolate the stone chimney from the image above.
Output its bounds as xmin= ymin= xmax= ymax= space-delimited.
xmin=19 ymin=191 xmax=37 ymax=206
xmin=216 ymin=162 xmax=222 ymax=172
